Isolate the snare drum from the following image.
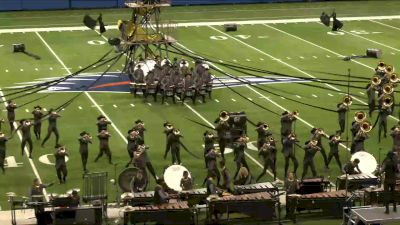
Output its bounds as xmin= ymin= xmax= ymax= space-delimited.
xmin=147 ymin=84 xmax=156 ymax=94
xmin=198 ymin=87 xmax=206 ymax=95
xmin=206 ymin=84 xmax=212 ymax=92
xmin=185 ymin=89 xmax=194 ymax=97
xmin=175 ymin=85 xmax=183 ymax=94
xmin=351 ymin=151 xmax=378 ymax=174
xmin=163 ymin=165 xmax=191 ymax=191
xmin=165 ymin=89 xmax=174 ymax=97
xmin=135 ymin=83 xmax=146 ymax=89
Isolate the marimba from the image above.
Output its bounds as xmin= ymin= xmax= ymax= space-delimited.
xmin=287 ymin=190 xmax=352 ymax=217
xmin=129 ymin=191 xmax=154 ymax=206
xmin=234 ymin=182 xmax=278 ymax=194
xmin=123 ymin=201 xmax=193 ymax=225
xmin=364 ymin=186 xmax=400 ymax=205
xmin=207 ymin=192 xmax=276 ymax=222
xmin=336 ymin=174 xmax=378 ymax=191
xmin=297 ymin=178 xmax=331 ymax=194
xmin=179 ymin=188 xmax=208 ymax=206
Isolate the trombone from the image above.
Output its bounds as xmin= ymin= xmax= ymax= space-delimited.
xmin=354 ymin=111 xmax=366 ymax=123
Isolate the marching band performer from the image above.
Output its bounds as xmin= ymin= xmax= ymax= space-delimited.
xmin=54 ymin=144 xmax=68 ymax=184
xmin=203 ymin=131 xmax=216 ymax=168
xmin=0 ymin=132 xmax=8 ymax=174
xmin=78 ymin=131 xmax=92 ymax=173
xmin=301 ymin=139 xmax=321 ymax=180
xmin=285 ymin=172 xmax=299 ymax=222
xmin=126 ymin=129 xmax=142 ymax=167
xmin=31 ymin=106 xmax=43 ymax=140
xmin=234 ymin=166 xmax=251 ymax=185
xmin=167 ymin=128 xmax=182 ymax=165
xmin=144 ymin=70 xmax=158 ymax=102
xmin=133 ymin=119 xmax=146 ymax=141
xmin=256 ymin=137 xmax=277 ymax=182
xmin=233 ymin=135 xmax=250 ymax=179
xmin=180 ymin=60 xmax=190 ymax=76
xmin=30 ymin=178 xmax=54 ymax=224
xmin=180 ymin=170 xmax=193 ymax=191
xmin=6 ymin=100 xmax=17 ymax=132
xmin=310 ymin=128 xmax=329 ymax=169
xmin=327 ymin=134 xmax=343 ymax=171
xmin=282 ymin=132 xmax=299 ymax=178
xmin=96 ymin=115 xmax=111 ymax=133
xmin=41 ymin=109 xmax=61 ymax=147
xmin=219 ymin=160 xmax=232 ymax=192
xmin=132 ymin=169 xmax=147 ymax=193
xmin=280 ymin=111 xmax=297 ymax=144
xmin=181 ymin=73 xmax=195 ymax=104
xmin=194 ymin=74 xmax=207 ymax=104
xmin=163 ymin=122 xmax=174 ymax=159
xmin=132 ymin=64 xmax=145 ymax=97
xmin=153 ymin=178 xmax=170 ymax=204
xmin=366 ymin=83 xmax=377 ymax=117
xmin=351 ymin=128 xmax=369 ymax=154
xmin=342 ymin=158 xmax=362 ymax=175
xmin=390 ymin=123 xmax=400 ymax=152
xmin=256 ymin=122 xmax=272 ymax=150
xmin=94 ymin=130 xmax=112 ymax=164
xmin=215 ymin=111 xmax=230 ymax=158
xmin=161 ymin=72 xmax=175 ymax=104
xmin=18 ymin=119 xmax=33 ymax=158
xmin=204 ymin=147 xmax=221 ymax=186
xmin=131 ymin=144 xmax=148 ymax=180
xmin=381 ymin=151 xmax=398 ymax=214
xmin=337 ymin=100 xmax=349 ymax=134
xmin=378 ymin=99 xmax=392 ymax=142
xmin=202 ymin=66 xmax=213 ymax=100
xmin=350 ymin=121 xmax=361 ymax=139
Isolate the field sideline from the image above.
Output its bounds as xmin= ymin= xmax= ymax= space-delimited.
xmin=1 ymin=1 xmax=400 ymax=224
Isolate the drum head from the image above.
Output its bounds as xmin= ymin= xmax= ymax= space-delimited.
xmin=134 ymin=59 xmax=156 ymax=77
xmin=118 ymin=167 xmax=139 ymax=192
xmin=351 ymin=151 xmax=377 ymax=174
xmin=163 ymin=165 xmax=191 ymax=191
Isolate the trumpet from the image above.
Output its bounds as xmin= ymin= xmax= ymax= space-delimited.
xmin=332 ymin=135 xmax=341 ymax=142
xmin=165 ymin=124 xmax=173 ymax=130
xmin=389 ymin=73 xmax=399 ymax=83
xmin=342 ymin=95 xmax=353 ymax=106
xmin=219 ymin=110 xmax=229 ymax=122
xmin=290 ymin=110 xmax=299 ymax=120
xmin=382 ymin=94 xmax=394 ymax=108
xmin=371 ymin=75 xmax=381 ymax=86
xmin=354 ymin=111 xmax=366 ymax=123
xmin=360 ymin=120 xmax=372 ymax=133
xmin=383 ymin=84 xmax=394 ymax=95
xmin=386 ymin=65 xmax=394 ymax=74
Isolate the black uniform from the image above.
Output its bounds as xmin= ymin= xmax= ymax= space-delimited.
xmin=233 ymin=138 xmax=249 ymax=179
xmin=301 ymin=142 xmax=320 ymax=180
xmin=280 ymin=113 xmax=294 ymax=143
xmin=204 ymin=149 xmax=221 ymax=185
xmin=367 ymin=84 xmax=376 ymax=116
xmin=311 ymin=130 xmax=329 ymax=168
xmin=391 ymin=128 xmax=400 ymax=152
xmin=327 ymin=136 xmax=342 ymax=171
xmin=94 ymin=131 xmax=112 ymax=164
xmin=31 ymin=182 xmax=54 ymax=225
xmin=381 ymin=152 xmax=398 ymax=213
xmin=337 ymin=104 xmax=348 ymax=133
xmin=96 ymin=118 xmax=111 ymax=133
xmin=6 ymin=103 xmax=17 ymax=132
xmin=256 ymin=142 xmax=277 ymax=181
xmin=203 ymin=133 xmax=215 ymax=168
xmin=351 ymin=131 xmax=367 ymax=154
xmin=144 ymin=70 xmax=158 ymax=102
xmin=163 ymin=125 xmax=173 ymax=159
xmin=256 ymin=125 xmax=272 ymax=149
xmin=221 ymin=166 xmax=232 ymax=192
xmin=215 ymin=120 xmax=230 ymax=158
xmin=79 ymin=135 xmax=92 ymax=172
xmin=41 ymin=113 xmax=60 ymax=147
xmin=282 ymin=135 xmax=299 ymax=177
xmin=167 ymin=131 xmax=182 ymax=165
xmin=153 ymin=184 xmax=169 ymax=204
xmin=20 ymin=121 xmax=33 ymax=158
xmin=161 ymin=74 xmax=175 ymax=104
xmin=378 ymin=107 xmax=391 ymax=142
xmin=132 ymin=67 xmax=145 ymax=97
xmin=181 ymin=75 xmax=195 ymax=104
xmin=285 ymin=177 xmax=299 ymax=221
xmin=132 ymin=123 xmax=146 ymax=141
xmin=54 ymin=148 xmax=68 ymax=183
xmin=0 ymin=135 xmax=8 ymax=173
xmin=343 ymin=161 xmax=361 ymax=175
xmin=32 ymin=109 xmax=43 ymax=140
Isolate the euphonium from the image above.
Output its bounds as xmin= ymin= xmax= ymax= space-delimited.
xmin=389 ymin=73 xmax=399 ymax=83
xmin=262 ymin=123 xmax=269 ymax=131
xmin=360 ymin=120 xmax=372 ymax=133
xmin=354 ymin=111 xmax=366 ymax=123
xmin=383 ymin=84 xmax=394 ymax=95
xmin=219 ymin=110 xmax=229 ymax=122
xmin=343 ymin=95 xmax=353 ymax=106
xmin=371 ymin=75 xmax=381 ymax=86
xmin=386 ymin=65 xmax=394 ymax=74
xmin=382 ymin=95 xmax=394 ymax=108
xmin=377 ymin=61 xmax=386 ymax=68
xmin=173 ymin=129 xmax=181 ymax=135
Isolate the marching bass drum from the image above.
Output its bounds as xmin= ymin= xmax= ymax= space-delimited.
xmin=163 ymin=165 xmax=191 ymax=191
xmin=118 ymin=167 xmax=139 ymax=193
xmin=351 ymin=151 xmax=378 ymax=175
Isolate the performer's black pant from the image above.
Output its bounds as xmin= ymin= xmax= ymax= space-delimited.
xmin=339 ymin=119 xmax=345 ymax=133
xmin=144 ymin=90 xmax=157 ymax=102
xmin=257 ymin=157 xmax=276 ymax=181
xmin=163 ymin=141 xmax=171 ymax=159
xmin=56 ymin=165 xmax=67 ymax=183
xmin=181 ymin=93 xmax=195 ymax=104
xmin=41 ymin=126 xmax=60 ymax=147
xmin=218 ymin=138 xmax=227 ymax=158
xmin=8 ymin=120 xmax=14 ymax=132
xmin=21 ymin=138 xmax=33 ymax=157
xmin=234 ymin=157 xmax=249 ymax=179
xmin=368 ymin=101 xmax=375 ymax=116
xmin=379 ymin=120 xmax=387 ymax=142
xmin=319 ymin=148 xmax=329 ymax=167
xmin=384 ymin=182 xmax=396 ymax=212
xmin=34 ymin=122 xmax=41 ymax=140
xmin=327 ymin=152 xmax=342 ymax=171
xmin=286 ymin=196 xmax=297 ymax=221
xmin=284 ymin=155 xmax=299 ymax=177
xmin=195 ymin=91 xmax=206 ymax=103
xmin=81 ymin=152 xmax=88 ymax=172
xmin=0 ymin=156 xmax=4 ymax=173
xmin=301 ymin=159 xmax=317 ymax=180
xmin=161 ymin=91 xmax=175 ymax=104
xmin=203 ymin=167 xmax=220 ymax=186
xmin=94 ymin=147 xmax=112 ymax=163
xmin=171 ymin=147 xmax=181 ymax=165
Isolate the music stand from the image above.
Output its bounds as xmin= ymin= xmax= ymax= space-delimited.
xmin=83 ymin=172 xmax=108 ymax=219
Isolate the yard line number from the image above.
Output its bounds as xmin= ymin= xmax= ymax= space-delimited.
xmin=327 ymin=30 xmax=382 ymax=35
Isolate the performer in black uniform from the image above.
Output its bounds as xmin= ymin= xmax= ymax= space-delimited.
xmin=79 ymin=131 xmax=92 ymax=173
xmin=203 ymin=131 xmax=216 ymax=168
xmin=153 ymin=178 xmax=170 ymax=204
xmin=30 ymin=178 xmax=54 ymax=225
xmin=204 ymin=147 xmax=221 ymax=186
xmin=167 ymin=128 xmax=182 ymax=165
xmin=378 ymin=104 xmax=391 ymax=142
xmin=310 ymin=128 xmax=329 ymax=169
xmin=285 ymin=172 xmax=299 ymax=222
xmin=219 ymin=160 xmax=232 ymax=192
xmin=214 ymin=112 xmax=230 ymax=158
xmin=282 ymin=132 xmax=299 ymax=177
xmin=132 ymin=64 xmax=145 ymax=97
xmin=94 ymin=130 xmax=112 ymax=164
xmin=6 ymin=100 xmax=17 ymax=132
xmin=301 ymin=140 xmax=321 ymax=180
xmin=381 ymin=151 xmax=398 ymax=214
xmin=31 ymin=106 xmax=43 ymax=140
xmin=126 ymin=129 xmax=142 ymax=167
xmin=233 ymin=135 xmax=250 ymax=179
xmin=41 ymin=109 xmax=61 ymax=147
xmin=256 ymin=138 xmax=277 ymax=181
xmin=0 ymin=132 xmax=8 ymax=174
xmin=96 ymin=115 xmax=111 ymax=133
xmin=327 ymin=134 xmax=342 ymax=171
xmin=54 ymin=144 xmax=68 ymax=184
xmin=280 ymin=111 xmax=296 ymax=144
xmin=366 ymin=83 xmax=376 ymax=117
xmin=337 ymin=102 xmax=349 ymax=134
xmin=133 ymin=119 xmax=145 ymax=141
xmin=351 ymin=130 xmax=368 ymax=154
xmin=255 ymin=122 xmax=272 ymax=150
xmin=18 ymin=119 xmax=33 ymax=158
xmin=342 ymin=158 xmax=361 ymax=175
xmin=163 ymin=122 xmax=174 ymax=159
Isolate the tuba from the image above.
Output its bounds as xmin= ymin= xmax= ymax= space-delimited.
xmin=383 ymin=84 xmax=394 ymax=95
xmin=371 ymin=75 xmax=381 ymax=86
xmin=219 ymin=110 xmax=229 ymax=122
xmin=354 ymin=111 xmax=366 ymax=123
xmin=360 ymin=120 xmax=372 ymax=133
xmin=386 ymin=65 xmax=394 ymax=74
xmin=382 ymin=95 xmax=393 ymax=108
xmin=343 ymin=95 xmax=353 ymax=106
xmin=389 ymin=73 xmax=399 ymax=83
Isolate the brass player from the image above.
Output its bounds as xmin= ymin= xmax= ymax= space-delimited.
xmin=31 ymin=106 xmax=43 ymax=140
xmin=256 ymin=137 xmax=277 ymax=181
xmin=282 ymin=132 xmax=299 ymax=177
xmin=0 ymin=132 xmax=8 ymax=174
xmin=255 ymin=122 xmax=272 ymax=150
xmin=94 ymin=130 xmax=112 ymax=164
xmin=167 ymin=128 xmax=183 ymax=165
xmin=79 ymin=131 xmax=92 ymax=173
xmin=378 ymin=97 xmax=392 ymax=142
xmin=327 ymin=134 xmax=343 ymax=171
xmin=126 ymin=129 xmax=142 ymax=167
xmin=203 ymin=131 xmax=216 ymax=168
xmin=280 ymin=111 xmax=297 ymax=144
xmin=366 ymin=82 xmax=377 ymax=116
xmin=337 ymin=97 xmax=350 ymax=134
xmin=133 ymin=119 xmax=146 ymax=141
xmin=301 ymin=139 xmax=321 ymax=180
xmin=233 ymin=135 xmax=250 ymax=179
xmin=203 ymin=147 xmax=221 ymax=186
xmin=6 ymin=100 xmax=17 ymax=132
xmin=54 ymin=144 xmax=68 ymax=184
xmin=96 ymin=115 xmax=111 ymax=133
xmin=310 ymin=128 xmax=329 ymax=169
xmin=41 ymin=109 xmax=61 ymax=147
xmin=214 ymin=111 xmax=230 ymax=158
xmin=163 ymin=122 xmax=174 ymax=159
xmin=18 ymin=119 xmax=33 ymax=158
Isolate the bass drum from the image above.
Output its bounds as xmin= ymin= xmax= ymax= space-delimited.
xmin=163 ymin=165 xmax=191 ymax=191
xmin=118 ymin=167 xmax=139 ymax=193
xmin=351 ymin=151 xmax=378 ymax=174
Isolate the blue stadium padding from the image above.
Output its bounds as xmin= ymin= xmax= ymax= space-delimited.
xmin=0 ymin=0 xmax=23 ymax=11
xmin=71 ymin=0 xmax=118 ymax=8
xmin=22 ymin=0 xmax=69 ymax=10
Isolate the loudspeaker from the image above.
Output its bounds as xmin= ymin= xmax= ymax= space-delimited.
xmin=224 ymin=24 xmax=237 ymax=32
xmin=12 ymin=43 xmax=25 ymax=53
xmin=366 ymin=48 xmax=382 ymax=58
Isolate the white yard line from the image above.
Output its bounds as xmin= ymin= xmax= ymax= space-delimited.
xmin=370 ymin=20 xmax=400 ymax=31
xmin=340 ymin=28 xmax=400 ymax=52
xmin=0 ymin=89 xmax=49 ymax=201
xmin=1 ymin=15 xmax=400 ymax=33
xmin=35 ymin=32 xmax=128 ymax=144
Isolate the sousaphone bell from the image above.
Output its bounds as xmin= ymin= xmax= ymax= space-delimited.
xmin=354 ymin=111 xmax=366 ymax=123
xmin=219 ymin=110 xmax=229 ymax=122
xmin=383 ymin=84 xmax=394 ymax=95
xmin=360 ymin=120 xmax=372 ymax=133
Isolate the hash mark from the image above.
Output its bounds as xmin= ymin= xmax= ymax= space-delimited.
xmin=219 ymin=60 xmax=224 ymax=63
xmin=231 ymin=98 xmax=236 ymax=102
xmin=391 ymin=52 xmax=396 ymax=55
xmin=280 ymin=96 xmax=285 ymax=99
xmin=49 ymin=67 xmax=53 ymax=70
xmin=25 ymin=109 xmax=29 ymax=113
xmin=5 ymin=70 xmax=8 ymax=72
xmin=20 ymin=69 xmax=24 ymax=72
xmin=214 ymin=99 xmax=220 ymax=103
xmin=35 ymin=68 xmax=38 ymax=71
xmin=79 ymin=66 xmax=82 ymax=69
xmin=78 ymin=106 xmax=82 ymax=110
xmin=299 ymin=56 xmax=304 ymax=59
xmin=43 ymin=108 xmax=47 ymax=111
xmin=326 ymin=55 xmax=331 ymax=58
xmin=246 ymin=59 xmax=251 ymax=62
xmin=130 ymin=104 xmax=135 ymax=107
xmin=312 ymin=56 xmax=318 ymax=59
xmin=113 ymin=104 xmax=117 ymax=108
xmin=233 ymin=59 xmax=237 ymax=62
xmin=260 ymin=58 xmax=264 ymax=61
xmin=312 ymin=94 xmax=318 ymax=98
xmin=107 ymin=65 xmax=111 ymax=67
xmin=147 ymin=103 xmax=152 ymax=106
xmin=296 ymin=95 xmax=301 ymax=98
xmin=328 ymin=93 xmax=333 ymax=96
xmin=286 ymin=57 xmax=291 ymax=60
xmin=165 ymin=102 xmax=169 ymax=106
xmin=247 ymin=97 xmax=253 ymax=101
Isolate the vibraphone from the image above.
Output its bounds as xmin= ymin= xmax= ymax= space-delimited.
xmin=207 ymin=192 xmax=276 ymax=222
xmin=336 ymin=174 xmax=378 ymax=191
xmin=128 ymin=191 xmax=154 ymax=206
xmin=297 ymin=178 xmax=331 ymax=194
xmin=287 ymin=190 xmax=352 ymax=217
xmin=123 ymin=201 xmax=193 ymax=225
xmin=234 ymin=182 xmax=278 ymax=194
xmin=180 ymin=188 xmax=208 ymax=206
xmin=364 ymin=186 xmax=400 ymax=205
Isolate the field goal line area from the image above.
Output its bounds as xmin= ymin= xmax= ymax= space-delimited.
xmin=0 ymin=15 xmax=400 ymax=34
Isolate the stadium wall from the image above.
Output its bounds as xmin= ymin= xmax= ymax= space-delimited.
xmin=0 ymin=0 xmax=305 ymax=11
